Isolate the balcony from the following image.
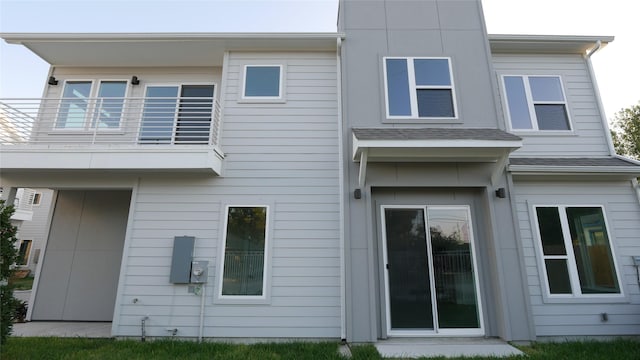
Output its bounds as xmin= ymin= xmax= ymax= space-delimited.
xmin=0 ymin=97 xmax=224 ymax=174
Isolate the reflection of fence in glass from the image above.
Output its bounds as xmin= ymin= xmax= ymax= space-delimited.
xmin=222 ymin=250 xmax=265 ymax=296
xmin=433 ymin=250 xmax=475 ymax=305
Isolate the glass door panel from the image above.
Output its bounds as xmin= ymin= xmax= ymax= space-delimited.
xmin=383 ymin=208 xmax=434 ymax=330
xmin=139 ymin=86 xmax=178 ymax=143
xmin=427 ymin=208 xmax=480 ymax=329
xmin=175 ymin=85 xmax=214 ymax=144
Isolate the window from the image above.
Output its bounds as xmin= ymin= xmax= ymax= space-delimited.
xmin=503 ymin=75 xmax=570 ymax=131
xmin=57 ymin=81 xmax=92 ymax=129
xmin=534 ymin=206 xmax=621 ymax=297
xmin=139 ymin=84 xmax=214 ymax=144
xmin=32 ymin=192 xmax=42 ymax=206
xmin=243 ymin=65 xmax=282 ymax=99
xmin=94 ymin=81 xmax=127 ymax=128
xmin=384 ymin=57 xmax=456 ymax=119
xmin=219 ymin=206 xmax=269 ymax=298
xmin=56 ymin=80 xmax=128 ymax=129
xmin=17 ymin=240 xmax=32 ymax=266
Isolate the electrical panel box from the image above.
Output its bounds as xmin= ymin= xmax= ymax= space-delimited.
xmin=170 ymin=236 xmax=195 ymax=284
xmin=190 ymin=261 xmax=208 ymax=283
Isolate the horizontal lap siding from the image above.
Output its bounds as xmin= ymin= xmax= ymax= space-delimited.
xmin=114 ymin=51 xmax=340 ymax=339
xmin=512 ymin=180 xmax=640 ymax=337
xmin=492 ymin=55 xmax=610 ymax=157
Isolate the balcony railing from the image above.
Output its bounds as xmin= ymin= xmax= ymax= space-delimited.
xmin=0 ymin=97 xmax=222 ymax=146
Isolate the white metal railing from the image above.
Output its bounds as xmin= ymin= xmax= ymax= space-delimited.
xmin=13 ymin=188 xmax=36 ymax=212
xmin=0 ymin=97 xmax=222 ymax=146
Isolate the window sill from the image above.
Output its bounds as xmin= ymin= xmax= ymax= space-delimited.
xmin=213 ymin=296 xmax=271 ymax=305
xmin=541 ymin=294 xmax=628 ymax=304
xmin=510 ymin=130 xmax=577 ymax=136
xmin=48 ymin=129 xmax=124 ymax=135
xmin=237 ymin=97 xmax=286 ymax=104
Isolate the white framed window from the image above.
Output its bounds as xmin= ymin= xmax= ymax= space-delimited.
xmin=384 ymin=57 xmax=457 ymax=119
xmin=532 ymin=205 xmax=623 ymax=298
xmin=17 ymin=240 xmax=33 ymax=266
xmin=502 ymin=75 xmax=571 ymax=131
xmin=241 ymin=65 xmax=283 ymax=100
xmin=217 ymin=205 xmax=270 ymax=301
xmin=56 ymin=79 xmax=128 ymax=130
xmin=32 ymin=192 xmax=42 ymax=206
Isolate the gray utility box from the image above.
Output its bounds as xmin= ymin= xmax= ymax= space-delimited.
xmin=170 ymin=236 xmax=195 ymax=284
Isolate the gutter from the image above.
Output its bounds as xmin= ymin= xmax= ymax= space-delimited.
xmin=584 ymin=40 xmax=617 ymax=156
xmin=336 ymin=37 xmax=347 ymax=342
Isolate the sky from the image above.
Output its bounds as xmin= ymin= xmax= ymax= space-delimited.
xmin=0 ymin=0 xmax=638 ymax=121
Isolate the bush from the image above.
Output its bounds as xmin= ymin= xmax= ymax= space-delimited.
xmin=1 ymin=200 xmax=19 ymax=344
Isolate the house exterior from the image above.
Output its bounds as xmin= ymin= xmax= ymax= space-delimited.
xmin=0 ymin=33 xmax=344 ymax=339
xmin=1 ymin=0 xmax=639 ymax=342
xmin=337 ymin=0 xmax=640 ymax=342
xmin=11 ymin=188 xmax=55 ymax=273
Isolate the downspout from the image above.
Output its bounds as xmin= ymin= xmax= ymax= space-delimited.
xmin=584 ymin=40 xmax=617 ymax=156
xmin=336 ymin=36 xmax=347 ymax=342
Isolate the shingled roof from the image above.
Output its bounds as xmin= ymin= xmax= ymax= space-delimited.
xmin=509 ymin=157 xmax=640 ymax=167
xmin=352 ymin=128 xmax=521 ymax=142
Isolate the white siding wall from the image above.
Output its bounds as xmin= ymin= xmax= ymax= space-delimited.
xmin=493 ymin=54 xmax=611 ymax=157
xmin=113 ymin=51 xmax=341 ymax=338
xmin=513 ymin=180 xmax=640 ymax=337
xmin=15 ymin=189 xmax=54 ymax=272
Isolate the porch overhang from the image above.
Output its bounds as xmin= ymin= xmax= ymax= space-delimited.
xmin=0 ymin=145 xmax=224 ymax=174
xmin=352 ymin=128 xmax=522 ymax=187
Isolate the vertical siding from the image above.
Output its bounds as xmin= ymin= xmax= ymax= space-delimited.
xmin=492 ymin=54 xmax=611 ymax=157
xmin=512 ymin=180 xmax=640 ymax=337
xmin=114 ymin=51 xmax=341 ymax=338
xmin=14 ymin=189 xmax=54 ymax=272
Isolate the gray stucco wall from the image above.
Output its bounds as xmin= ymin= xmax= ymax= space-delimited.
xmin=338 ymin=0 xmax=533 ymax=341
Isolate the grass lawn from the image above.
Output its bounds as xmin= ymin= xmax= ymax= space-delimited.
xmin=1 ymin=338 xmax=639 ymax=359
xmin=8 ymin=276 xmax=34 ymax=290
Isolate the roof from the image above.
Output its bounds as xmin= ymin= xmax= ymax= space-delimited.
xmin=510 ymin=157 xmax=639 ymax=167
xmin=488 ymin=34 xmax=613 ymax=54
xmin=509 ymin=157 xmax=640 ymax=178
xmin=1 ymin=32 xmax=344 ymax=67
xmin=352 ymin=128 xmax=521 ymax=141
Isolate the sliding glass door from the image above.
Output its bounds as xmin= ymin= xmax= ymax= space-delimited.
xmin=381 ymin=205 xmax=483 ymax=336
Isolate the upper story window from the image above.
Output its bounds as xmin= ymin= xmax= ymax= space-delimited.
xmin=242 ymin=65 xmax=282 ymax=99
xmin=384 ymin=57 xmax=457 ymax=119
xmin=533 ymin=205 xmax=621 ymax=298
xmin=56 ymin=80 xmax=127 ymax=129
xmin=502 ymin=75 xmax=571 ymax=131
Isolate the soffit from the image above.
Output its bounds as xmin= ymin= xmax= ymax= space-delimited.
xmin=489 ymin=34 xmax=613 ymax=54
xmin=1 ymin=33 xmax=342 ymax=66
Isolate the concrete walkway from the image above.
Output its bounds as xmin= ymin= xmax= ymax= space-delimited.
xmin=375 ymin=337 xmax=523 ymax=358
xmin=12 ymin=322 xmax=112 ymax=338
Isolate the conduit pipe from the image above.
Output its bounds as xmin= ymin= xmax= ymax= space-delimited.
xmin=198 ymin=284 xmax=206 ymax=342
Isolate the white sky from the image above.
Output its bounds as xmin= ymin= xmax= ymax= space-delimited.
xmin=0 ymin=0 xmax=638 ymax=121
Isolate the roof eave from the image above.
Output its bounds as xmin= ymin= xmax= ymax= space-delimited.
xmin=488 ymin=34 xmax=614 ymax=54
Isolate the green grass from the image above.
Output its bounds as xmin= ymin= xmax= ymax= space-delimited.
xmin=8 ymin=276 xmax=34 ymax=290
xmin=1 ymin=338 xmax=638 ymax=360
